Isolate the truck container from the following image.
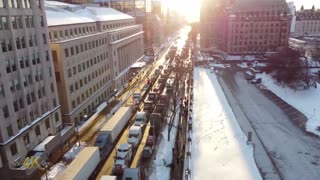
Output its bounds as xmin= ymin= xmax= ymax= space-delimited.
xmin=58 ymin=147 xmax=100 ymax=180
xmin=99 ymin=107 xmax=132 ymax=143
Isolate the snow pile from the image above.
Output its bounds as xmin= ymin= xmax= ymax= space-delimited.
xmin=191 ymin=68 xmax=262 ymax=180
xmin=257 ymin=73 xmax=320 ymax=136
xmin=42 ymin=143 xmax=86 ymax=180
xmin=149 ymin=109 xmax=180 ymax=180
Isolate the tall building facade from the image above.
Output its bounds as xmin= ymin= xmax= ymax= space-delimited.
xmin=201 ymin=0 xmax=291 ymax=55
xmin=293 ymin=6 xmax=320 ymax=37
xmin=45 ymin=1 xmax=144 ymax=124
xmin=0 ymin=0 xmax=74 ymax=179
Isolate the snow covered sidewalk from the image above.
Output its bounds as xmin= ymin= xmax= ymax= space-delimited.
xmin=257 ymin=73 xmax=320 ymax=136
xmin=190 ymin=68 xmax=261 ymax=180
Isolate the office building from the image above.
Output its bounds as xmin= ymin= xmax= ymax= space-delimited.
xmin=0 ymin=0 xmax=74 ymax=179
xmin=45 ymin=1 xmax=144 ymax=124
xmin=201 ymin=0 xmax=291 ymax=55
xmin=293 ymin=5 xmax=320 ymax=37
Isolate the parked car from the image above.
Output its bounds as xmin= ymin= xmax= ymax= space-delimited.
xmin=251 ymin=78 xmax=262 ymax=84
xmin=244 ymin=71 xmax=255 ymax=80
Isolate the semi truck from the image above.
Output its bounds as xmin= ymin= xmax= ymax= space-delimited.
xmin=58 ymin=147 xmax=100 ymax=180
xmin=95 ymin=107 xmax=132 ymax=157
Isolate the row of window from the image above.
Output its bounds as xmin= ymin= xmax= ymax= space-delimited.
xmin=102 ymin=21 xmax=135 ymax=31
xmin=73 ymin=87 xmax=112 ymax=124
xmin=64 ymin=37 xmax=108 ymax=58
xmin=232 ymin=22 xmax=281 ymax=28
xmin=71 ymin=75 xmax=110 ymax=110
xmin=232 ymin=40 xmax=279 ymax=46
xmin=1 ymin=34 xmax=47 ymax=53
xmin=49 ymin=25 xmax=96 ymax=41
xmin=2 ymin=88 xmax=54 ymax=119
xmin=231 ymin=46 xmax=278 ymax=53
xmin=0 ymin=0 xmax=32 ymax=9
xmin=231 ymin=28 xmax=283 ymax=34
xmin=67 ymin=52 xmax=109 ymax=78
xmin=9 ymin=112 xmax=59 ymax=157
xmin=112 ymin=29 xmax=140 ymax=41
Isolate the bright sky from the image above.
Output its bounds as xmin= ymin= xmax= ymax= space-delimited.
xmin=287 ymin=0 xmax=320 ymax=10
xmin=169 ymin=0 xmax=200 ymax=22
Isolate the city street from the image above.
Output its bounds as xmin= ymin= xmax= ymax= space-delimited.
xmin=218 ymin=68 xmax=320 ymax=180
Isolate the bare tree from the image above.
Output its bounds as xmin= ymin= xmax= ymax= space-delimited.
xmin=310 ymin=45 xmax=320 ymax=62
xmin=265 ymin=47 xmax=311 ymax=87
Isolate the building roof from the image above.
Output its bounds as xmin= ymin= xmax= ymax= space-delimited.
xmin=45 ymin=6 xmax=95 ymax=26
xmin=231 ymin=0 xmax=289 ymax=12
xmin=45 ymin=1 xmax=133 ymax=26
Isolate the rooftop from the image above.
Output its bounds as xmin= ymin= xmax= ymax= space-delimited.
xmin=231 ymin=0 xmax=289 ymax=12
xmin=45 ymin=0 xmax=134 ymax=26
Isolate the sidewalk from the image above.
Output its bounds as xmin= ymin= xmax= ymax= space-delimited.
xmin=217 ymin=76 xmax=281 ymax=180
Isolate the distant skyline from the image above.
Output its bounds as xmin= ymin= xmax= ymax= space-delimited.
xmin=287 ymin=0 xmax=320 ymax=10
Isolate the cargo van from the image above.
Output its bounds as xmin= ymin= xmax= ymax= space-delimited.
xmin=128 ymin=126 xmax=142 ymax=147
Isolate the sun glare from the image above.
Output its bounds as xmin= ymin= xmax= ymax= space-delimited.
xmin=169 ymin=0 xmax=200 ymax=22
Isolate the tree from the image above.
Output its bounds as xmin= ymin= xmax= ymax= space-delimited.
xmin=310 ymin=45 xmax=320 ymax=62
xmin=265 ymin=48 xmax=311 ymax=87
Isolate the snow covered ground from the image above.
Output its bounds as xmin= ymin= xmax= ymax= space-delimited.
xmin=190 ymin=68 xmax=261 ymax=180
xmin=257 ymin=73 xmax=320 ymax=136
xmin=42 ymin=143 xmax=86 ymax=180
xmin=149 ymin=108 xmax=181 ymax=180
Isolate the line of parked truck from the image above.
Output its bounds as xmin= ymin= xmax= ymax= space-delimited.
xmin=59 ymin=45 xmax=179 ymax=180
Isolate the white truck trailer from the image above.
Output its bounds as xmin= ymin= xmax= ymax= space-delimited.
xmin=99 ymin=107 xmax=132 ymax=143
xmin=58 ymin=147 xmax=100 ymax=180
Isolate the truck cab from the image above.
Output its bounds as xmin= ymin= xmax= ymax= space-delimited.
xmin=115 ymin=143 xmax=133 ymax=164
xmin=128 ymin=126 xmax=142 ymax=147
xmin=94 ymin=133 xmax=111 ymax=157
xmin=133 ymin=92 xmax=141 ymax=105
xmin=122 ymin=168 xmax=145 ymax=180
xmin=134 ymin=112 xmax=147 ymax=129
xmin=112 ymin=159 xmax=128 ymax=174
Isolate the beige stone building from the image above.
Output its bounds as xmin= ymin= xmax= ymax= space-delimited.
xmin=0 ymin=0 xmax=74 ymax=179
xmin=293 ymin=6 xmax=320 ymax=37
xmin=201 ymin=0 xmax=291 ymax=55
xmin=45 ymin=1 xmax=144 ymax=124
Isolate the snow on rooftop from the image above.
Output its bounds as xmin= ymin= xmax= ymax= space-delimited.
xmin=85 ymin=7 xmax=134 ymax=21
xmin=45 ymin=1 xmax=133 ymax=26
xmin=45 ymin=6 xmax=95 ymax=26
xmin=33 ymin=136 xmax=55 ymax=152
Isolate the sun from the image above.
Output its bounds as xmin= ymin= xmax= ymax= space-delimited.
xmin=169 ymin=0 xmax=200 ymax=22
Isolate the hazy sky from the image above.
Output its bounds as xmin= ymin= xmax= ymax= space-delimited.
xmin=287 ymin=0 xmax=320 ymax=10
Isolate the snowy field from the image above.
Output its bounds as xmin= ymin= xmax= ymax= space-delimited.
xmin=257 ymin=73 xmax=320 ymax=136
xmin=191 ymin=68 xmax=261 ymax=180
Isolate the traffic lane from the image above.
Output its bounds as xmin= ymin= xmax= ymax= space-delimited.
xmin=222 ymin=70 xmax=320 ymax=180
xmin=131 ymin=123 xmax=151 ymax=168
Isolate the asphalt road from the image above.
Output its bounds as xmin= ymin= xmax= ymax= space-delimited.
xmin=219 ymin=69 xmax=320 ymax=180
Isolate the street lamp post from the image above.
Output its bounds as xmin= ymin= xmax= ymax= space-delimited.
xmin=75 ymin=118 xmax=80 ymax=146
